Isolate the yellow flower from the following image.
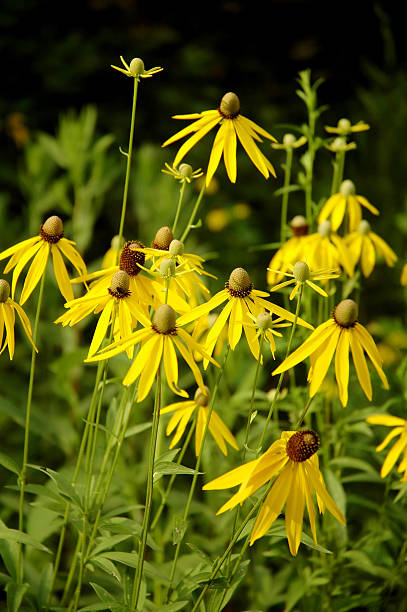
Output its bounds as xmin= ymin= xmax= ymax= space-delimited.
xmin=86 ymin=304 xmax=218 ymax=402
xmin=161 ymin=162 xmax=203 ymax=183
xmin=401 ymin=263 xmax=407 ymax=286
xmin=162 ymin=92 xmax=277 ymax=186
xmin=324 ymin=118 xmax=370 ymax=136
xmin=318 ymin=180 xmax=379 ymax=232
xmin=204 ymin=429 xmax=345 ymax=555
xmin=366 ymin=415 xmax=407 ymax=482
xmin=177 ymin=267 xmax=313 ymax=364
xmin=267 ymin=215 xmax=309 ymax=286
xmin=0 ymin=216 xmax=87 ymax=305
xmin=55 ymin=271 xmax=148 ymax=358
xmin=0 ymin=279 xmax=37 ymax=359
xmin=249 ymin=311 xmax=291 ymax=358
xmin=269 ymin=261 xmax=340 ymax=300
xmin=346 ymin=220 xmax=397 ymax=277
xmin=273 ymin=299 xmax=389 ymax=407
xmin=304 ymin=221 xmax=354 ymax=277
xmin=206 ymin=208 xmax=230 ymax=232
xmin=161 ymin=386 xmax=238 ymax=456
xmin=192 ymin=313 xmax=228 ymax=362
xmin=111 ymin=56 xmax=163 ymax=79
xmin=271 ymin=133 xmax=307 ymax=151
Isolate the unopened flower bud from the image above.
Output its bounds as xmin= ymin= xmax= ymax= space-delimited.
xmin=318 ymin=220 xmax=331 ymax=237
xmin=330 ymin=137 xmax=347 ymax=152
xmin=129 ymin=58 xmax=145 ymax=76
xmin=358 ymin=220 xmax=371 ymax=235
xmin=337 ymin=118 xmax=351 ymax=134
xmin=340 ymin=179 xmax=355 ymax=196
xmin=179 ymin=163 xmax=193 ymax=178
xmin=256 ymin=312 xmax=273 ymax=330
xmin=160 ymin=258 xmax=176 ymax=277
xmin=283 ymin=133 xmax=296 ymax=146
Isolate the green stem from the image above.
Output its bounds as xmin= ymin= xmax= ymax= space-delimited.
xmin=130 ymin=366 xmax=162 ymax=610
xmin=280 ymin=148 xmax=293 ymax=244
xmin=258 ymin=285 xmax=303 ymax=451
xmin=17 ymin=272 xmax=46 ymax=584
xmin=61 ymin=532 xmax=83 ymax=605
xmin=241 ymin=333 xmax=265 ymax=463
xmin=167 ymin=346 xmax=230 ymax=597
xmin=151 ymin=420 xmax=195 ymax=531
xmin=180 ymin=180 xmax=206 ymax=243
xmin=295 ymin=396 xmax=314 ymax=428
xmin=116 ymin=77 xmax=139 ymax=264
xmin=172 ymin=181 xmax=186 ymax=237
xmin=330 ymin=150 xmax=345 ymax=196
xmin=191 ymin=481 xmax=273 ymax=612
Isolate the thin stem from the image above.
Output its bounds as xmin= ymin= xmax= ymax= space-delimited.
xmin=116 ymin=77 xmax=139 ymax=263
xmin=330 ymin=150 xmax=345 ymax=196
xmin=167 ymin=346 xmax=230 ymax=597
xmin=280 ymin=148 xmax=293 ymax=244
xmin=258 ymin=285 xmax=304 ymax=451
xmin=191 ymin=481 xmax=273 ymax=612
xmin=130 ymin=366 xmax=162 ymax=610
xmin=295 ymin=396 xmax=313 ymax=429
xmin=151 ymin=420 xmax=195 ymax=531
xmin=17 ymin=271 xmax=46 ymax=584
xmin=180 ymin=180 xmax=206 ymax=243
xmin=241 ymin=333 xmax=265 ymax=463
xmin=172 ymin=181 xmax=186 ymax=237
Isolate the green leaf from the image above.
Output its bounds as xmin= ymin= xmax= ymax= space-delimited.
xmin=5 ymin=581 xmax=29 ymax=612
xmin=0 ymin=527 xmax=51 ymax=553
xmin=38 ymin=563 xmax=53 ymax=609
xmin=0 ymin=451 xmax=20 ymax=476
xmin=172 ymin=516 xmax=187 ymax=545
xmin=28 ymin=466 xmax=82 ymax=508
xmin=125 ymin=422 xmax=152 ymax=438
xmin=90 ymin=534 xmax=133 ymax=557
xmin=153 ymin=461 xmax=199 ymax=482
xmin=90 ymin=556 xmax=121 ymax=583
xmin=0 ymin=520 xmax=18 ymax=581
xmin=273 ymin=185 xmax=301 ymax=198
xmin=101 ymin=552 xmax=170 ymax=584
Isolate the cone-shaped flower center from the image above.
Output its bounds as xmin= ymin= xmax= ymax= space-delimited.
xmin=179 ymin=163 xmax=193 ymax=178
xmin=108 ymin=270 xmax=131 ymax=299
xmin=340 ymin=179 xmax=355 ymax=196
xmin=169 ymin=239 xmax=184 ymax=256
xmin=0 ymin=279 xmax=10 ymax=302
xmin=152 ymin=226 xmax=174 ymax=250
xmin=286 ymin=430 xmax=320 ymax=462
xmin=333 ymin=299 xmax=358 ymax=328
xmin=194 ymin=385 xmax=210 ymax=406
xmin=337 ymin=118 xmax=351 ymax=133
xmin=293 ymin=261 xmax=310 ymax=282
xmin=290 ymin=215 xmax=309 ymax=237
xmin=256 ymin=311 xmax=273 ymax=330
xmin=219 ymin=92 xmax=240 ymax=118
xmin=227 ymin=267 xmax=253 ymax=297
xmin=119 ymin=241 xmax=145 ymax=276
xmin=40 ymin=215 xmax=63 ymax=243
xmin=152 ymin=304 xmax=177 ymax=334
xmin=160 ymin=258 xmax=176 ymax=277
xmin=129 ymin=57 xmax=144 ymax=76
xmin=358 ymin=220 xmax=371 ymax=235
xmin=318 ymin=220 xmax=331 ymax=237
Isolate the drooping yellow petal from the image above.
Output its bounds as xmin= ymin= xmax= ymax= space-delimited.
xmin=335 ymin=330 xmax=350 ymax=406
xmin=86 ymin=327 xmax=152 ymax=362
xmin=161 ymin=400 xmax=195 ymax=416
xmin=10 ymin=241 xmax=43 ymax=298
xmin=228 ymin=297 xmax=242 ymax=349
xmin=58 ymin=238 xmax=87 ymax=276
xmin=381 ymin=435 xmax=407 ymax=478
xmin=369 ymin=232 xmax=397 ymax=266
xmin=233 ymin=116 xmax=268 ymax=178
xmin=172 ymin=336 xmax=205 ymax=390
xmin=304 ymin=460 xmax=345 ymax=525
xmin=349 ymin=329 xmax=372 ymax=400
xmin=0 ymin=236 xmax=40 ymax=262
xmin=301 ymin=463 xmax=318 ymax=545
xmin=117 ymin=300 xmax=134 ymax=358
xmin=208 ymin=409 xmax=239 ymax=452
xmin=173 ymin=115 xmax=223 ymax=167
xmin=86 ymin=298 xmax=113 ymax=357
xmin=20 ymin=243 xmax=50 ymax=305
xmin=309 ymin=326 xmax=341 ymax=397
xmin=376 ymin=427 xmax=404 ymax=452
xmin=223 ymin=119 xmax=237 ymax=183
xmin=330 ymin=195 xmax=347 ymax=231
xmin=162 ymin=111 xmax=219 ymax=147
xmin=133 ymin=335 xmax=164 ymax=401
xmin=203 ymin=458 xmax=259 ymax=490
xmin=1 ymin=302 xmax=16 ymax=359
xmin=163 ymin=335 xmax=188 ymax=397
xmin=168 ymin=407 xmax=195 ymax=448
xmin=205 ymin=298 xmax=234 ymax=357
xmin=177 ymin=290 xmax=228 ymax=327
xmin=318 ymin=194 xmax=341 ymax=224
xmin=357 ymin=195 xmax=379 ymax=216
xmin=285 ymin=463 xmax=305 ymax=555
xmin=366 ymin=415 xmax=406 ymax=427
xmin=360 ymin=236 xmax=376 ymax=277
xmin=251 ymin=294 xmax=313 ymax=329
xmin=206 ymin=122 xmax=227 ymax=186
xmin=305 ymin=280 xmax=328 ymax=297
xmin=52 ymin=245 xmax=74 ymax=302
xmin=354 ymin=324 xmax=389 ymax=389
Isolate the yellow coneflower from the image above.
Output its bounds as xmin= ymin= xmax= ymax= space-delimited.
xmin=177 ymin=267 xmax=313 ymax=366
xmin=86 ymin=304 xmax=218 ymax=402
xmin=0 ymin=216 xmax=87 ymax=305
xmin=162 ymin=92 xmax=277 ymax=186
xmin=267 ymin=215 xmax=309 ymax=286
xmin=273 ymin=299 xmax=389 ymax=407
xmin=111 ymin=56 xmax=163 ymax=79
xmin=304 ymin=221 xmax=354 ymax=277
xmin=346 ymin=220 xmax=397 ymax=278
xmin=55 ymin=271 xmax=148 ymax=358
xmin=366 ymin=415 xmax=407 ymax=482
xmin=0 ymin=279 xmax=37 ymax=359
xmin=204 ymin=430 xmax=345 ymax=555
xmin=269 ymin=261 xmax=340 ymax=300
xmin=161 ymin=386 xmax=238 ymax=456
xmin=318 ymin=180 xmax=379 ymax=232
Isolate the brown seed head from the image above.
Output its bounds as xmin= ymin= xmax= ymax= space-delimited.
xmin=152 ymin=304 xmax=177 ymax=334
xmin=333 ymin=299 xmax=358 ymax=328
xmin=290 ymin=215 xmax=309 ymax=237
xmin=227 ymin=267 xmax=252 ymax=297
xmin=219 ymin=92 xmax=240 ymax=118
xmin=119 ymin=241 xmax=145 ymax=276
xmin=194 ymin=385 xmax=210 ymax=406
xmin=152 ymin=226 xmax=174 ymax=250
xmin=286 ymin=430 xmax=320 ymax=462
xmin=0 ymin=279 xmax=10 ymax=302
xmin=108 ymin=270 xmax=131 ymax=299
xmin=40 ymin=215 xmax=63 ymax=243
